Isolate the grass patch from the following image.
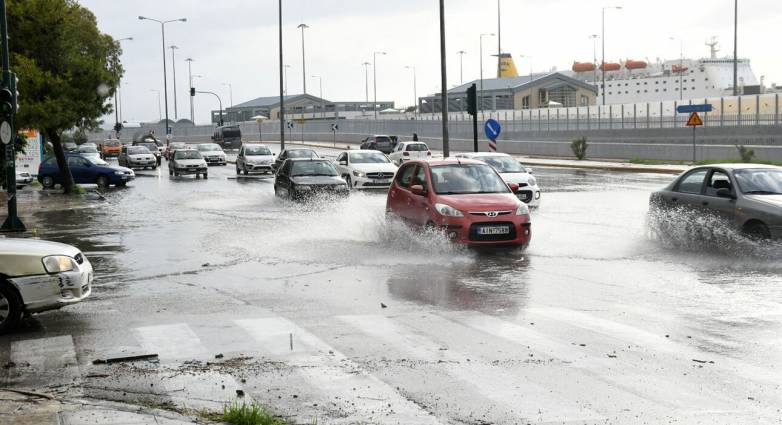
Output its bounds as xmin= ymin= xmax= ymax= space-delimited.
xmin=70 ymin=185 xmax=87 ymax=195
xmin=629 ymin=157 xmax=670 ymax=165
xmin=695 ymin=159 xmax=782 ymax=167
xmin=204 ymin=401 xmax=289 ymax=425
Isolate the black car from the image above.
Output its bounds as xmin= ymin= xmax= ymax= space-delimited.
xmin=272 ymin=148 xmax=320 ymax=173
xmin=274 ymin=158 xmax=349 ymax=200
xmin=360 ymin=135 xmax=395 ymax=154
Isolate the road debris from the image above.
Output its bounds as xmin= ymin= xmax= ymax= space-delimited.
xmin=92 ymin=353 xmax=159 ymax=364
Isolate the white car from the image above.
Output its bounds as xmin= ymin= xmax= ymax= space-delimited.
xmin=334 ymin=150 xmax=398 ymax=190
xmin=0 ymin=237 xmax=93 ymax=332
xmin=455 ymin=152 xmax=541 ymax=207
xmin=15 ymin=170 xmax=33 ymax=188
xmin=236 ymin=144 xmax=275 ymax=175
xmin=196 ymin=143 xmax=227 ymax=166
xmin=168 ymin=149 xmax=208 ymax=179
xmin=388 ymin=142 xmax=431 ymax=165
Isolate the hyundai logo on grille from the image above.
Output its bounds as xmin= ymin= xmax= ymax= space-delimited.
xmin=486 ymin=211 xmax=499 ymax=218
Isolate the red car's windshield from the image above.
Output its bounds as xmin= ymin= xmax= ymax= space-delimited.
xmin=430 ymin=164 xmax=509 ymax=195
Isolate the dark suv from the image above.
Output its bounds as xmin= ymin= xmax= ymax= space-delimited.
xmin=360 ymin=135 xmax=395 ymax=154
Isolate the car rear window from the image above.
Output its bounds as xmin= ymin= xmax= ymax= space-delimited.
xmin=406 ymin=143 xmax=428 ymax=152
xmin=287 ymin=150 xmax=317 ymax=159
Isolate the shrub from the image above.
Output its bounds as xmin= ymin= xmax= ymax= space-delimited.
xmin=571 ymin=137 xmax=588 ymax=160
xmin=735 ymin=145 xmax=755 ymax=162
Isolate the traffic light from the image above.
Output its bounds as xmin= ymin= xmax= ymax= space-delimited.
xmin=0 ymin=87 xmax=12 ymax=121
xmin=466 ymin=83 xmax=477 ymax=116
xmin=114 ymin=122 xmax=123 ymax=133
xmin=190 ymin=87 xmax=195 ymax=96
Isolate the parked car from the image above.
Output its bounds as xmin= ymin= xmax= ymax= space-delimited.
xmin=118 ymin=145 xmax=158 ymax=170
xmin=388 ymin=141 xmax=431 ymax=166
xmin=63 ymin=142 xmax=78 ymax=152
xmin=77 ymin=145 xmax=102 ymax=161
xmin=100 ymin=139 xmax=122 ymax=158
xmin=196 ymin=143 xmax=227 ymax=166
xmin=15 ymin=171 xmax=33 ymax=188
xmin=386 ymin=159 xmax=531 ymax=248
xmin=0 ymin=237 xmax=93 ymax=333
xmin=132 ymin=141 xmax=162 ymax=166
xmin=274 ymin=158 xmax=349 ymax=200
xmin=360 ymin=135 xmax=395 ymax=154
xmin=272 ymin=148 xmax=319 ymax=173
xmin=38 ymin=154 xmax=135 ymax=188
xmin=134 ymin=134 xmax=165 ymax=154
xmin=649 ymin=164 xmax=782 ymax=240
xmin=236 ymin=144 xmax=275 ymax=175
xmin=455 ymin=152 xmax=541 ymax=207
xmin=212 ymin=125 xmax=242 ymax=149
xmin=334 ymin=150 xmax=398 ymax=190
xmin=81 ymin=142 xmax=98 ymax=149
xmin=168 ymin=149 xmax=208 ymax=179
xmin=164 ymin=142 xmax=187 ymax=161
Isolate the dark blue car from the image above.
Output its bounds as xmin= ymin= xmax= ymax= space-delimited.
xmin=37 ymin=153 xmax=135 ymax=188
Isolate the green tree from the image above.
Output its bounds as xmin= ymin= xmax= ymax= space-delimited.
xmin=8 ymin=0 xmax=122 ymax=193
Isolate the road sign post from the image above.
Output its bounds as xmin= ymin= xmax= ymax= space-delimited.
xmin=484 ymin=119 xmax=501 ymax=152
xmin=686 ymin=112 xmax=704 ymax=163
xmin=466 ymin=84 xmax=478 ymax=152
xmin=330 ymin=123 xmax=339 ymax=147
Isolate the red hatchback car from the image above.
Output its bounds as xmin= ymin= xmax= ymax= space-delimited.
xmin=386 ymin=159 xmax=532 ymax=247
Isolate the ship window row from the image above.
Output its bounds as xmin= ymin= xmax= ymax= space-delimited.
xmin=606 ymin=78 xmax=702 ymax=88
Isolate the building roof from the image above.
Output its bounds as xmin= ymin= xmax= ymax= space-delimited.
xmin=230 ymin=94 xmax=326 ymax=110
xmin=447 ymin=72 xmax=597 ymax=94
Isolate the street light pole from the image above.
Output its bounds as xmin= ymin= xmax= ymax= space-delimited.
xmin=279 ymin=0 xmax=285 ymax=150
xmin=457 ymin=50 xmax=466 ymax=84
xmin=373 ymin=51 xmax=386 ymax=120
xmin=733 ymin=0 xmax=738 ymax=96
xmin=185 ymin=58 xmax=194 ymax=122
xmin=196 ymin=90 xmax=223 ymax=126
xmin=589 ymin=34 xmax=599 ymax=85
xmin=113 ymin=37 xmax=132 ymax=135
xmin=284 ymin=64 xmax=291 ymax=95
xmin=479 ymin=33 xmax=495 ymax=116
xmin=139 ymin=16 xmax=186 ymax=136
xmin=297 ymin=23 xmax=309 ymax=95
xmin=362 ymin=62 xmax=370 ymax=103
xmin=169 ymin=45 xmax=179 ymax=120
xmin=497 ymin=0 xmax=502 ymax=77
xmin=601 ymin=6 xmax=621 ymax=106
xmin=405 ymin=66 xmax=417 ymax=117
xmin=439 ymin=0 xmax=449 ymax=157
xmin=312 ymin=75 xmax=323 ymax=118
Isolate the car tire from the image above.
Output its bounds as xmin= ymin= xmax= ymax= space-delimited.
xmin=236 ymin=165 xmax=241 ymax=175
xmin=169 ymin=169 xmax=173 ymax=176
xmin=41 ymin=175 xmax=55 ymax=189
xmin=744 ymin=222 xmax=771 ymax=241
xmin=203 ymin=173 xmax=208 ymax=180
xmin=96 ymin=175 xmax=110 ymax=188
xmin=117 ymin=181 xmax=127 ymax=188
xmin=243 ymin=166 xmax=249 ymax=176
xmin=0 ymin=281 xmax=23 ymax=334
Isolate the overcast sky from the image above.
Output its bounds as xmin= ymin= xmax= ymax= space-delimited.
xmin=80 ymin=0 xmax=782 ymax=126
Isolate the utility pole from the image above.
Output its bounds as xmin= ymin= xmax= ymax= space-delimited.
xmin=298 ymin=23 xmax=309 ymax=95
xmin=589 ymin=35 xmax=599 ymax=86
xmin=373 ymin=51 xmax=386 ymax=120
xmin=185 ymin=58 xmax=194 ymax=122
xmin=497 ymin=0 xmax=502 ymax=77
xmin=170 ymin=45 xmax=179 ymax=120
xmin=733 ymin=0 xmax=738 ymax=96
xmin=457 ymin=50 xmax=467 ymax=84
xmin=0 ymin=0 xmax=24 ymax=232
xmin=439 ymin=0 xmax=449 ymax=158
xmin=279 ymin=0 xmax=285 ymax=150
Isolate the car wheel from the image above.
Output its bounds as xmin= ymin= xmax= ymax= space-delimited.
xmin=41 ymin=175 xmax=55 ymax=189
xmin=236 ymin=165 xmax=241 ymax=175
xmin=96 ymin=175 xmax=110 ymax=188
xmin=243 ymin=166 xmax=249 ymax=175
xmin=152 ymin=164 xmax=157 ymax=170
xmin=169 ymin=169 xmax=173 ymax=176
xmin=203 ymin=173 xmax=208 ymax=180
xmin=117 ymin=181 xmax=127 ymax=188
xmin=744 ymin=222 xmax=771 ymax=241
xmin=0 ymin=281 xmax=23 ymax=334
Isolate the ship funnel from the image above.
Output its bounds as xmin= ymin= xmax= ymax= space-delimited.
xmin=497 ymin=53 xmax=519 ymax=78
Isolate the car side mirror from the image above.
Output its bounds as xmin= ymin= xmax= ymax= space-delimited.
xmin=716 ymin=188 xmax=735 ymax=199
xmin=339 ymin=160 xmax=347 ymax=166
xmin=508 ymin=183 xmax=520 ymax=192
xmin=525 ymin=167 xmax=534 ymax=174
xmin=410 ymin=184 xmax=425 ymax=196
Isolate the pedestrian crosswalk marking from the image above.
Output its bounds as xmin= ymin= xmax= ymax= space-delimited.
xmin=10 ymin=335 xmax=77 ymax=371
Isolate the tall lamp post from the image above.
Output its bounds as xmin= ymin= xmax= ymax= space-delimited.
xmin=362 ymin=62 xmax=371 ymax=103
xmin=405 ymin=65 xmax=417 ymax=117
xmin=669 ymin=37 xmax=684 ymax=100
xmin=297 ymin=23 xmax=309 ymax=95
xmin=311 ymin=75 xmax=323 ymax=117
xmin=589 ymin=34 xmax=599 ymax=85
xmin=113 ymin=37 xmax=133 ymax=136
xmin=601 ymin=6 xmax=622 ymax=105
xmin=373 ymin=51 xmax=386 ymax=119
xmin=169 ymin=45 xmax=179 ymax=120
xmin=479 ymin=33 xmax=495 ymax=116
xmin=732 ymin=0 xmax=738 ymax=96
xmin=278 ymin=0 xmax=285 ymax=150
xmin=439 ymin=0 xmax=449 ymax=157
xmin=284 ymin=64 xmax=291 ymax=95
xmin=139 ymin=16 xmax=186 ymax=136
xmin=185 ymin=58 xmax=195 ymax=122
xmin=457 ymin=50 xmax=467 ymax=85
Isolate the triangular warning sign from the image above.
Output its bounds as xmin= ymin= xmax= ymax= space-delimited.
xmin=686 ymin=112 xmax=704 ymax=126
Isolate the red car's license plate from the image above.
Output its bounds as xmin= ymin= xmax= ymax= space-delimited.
xmin=478 ymin=226 xmax=510 ymax=235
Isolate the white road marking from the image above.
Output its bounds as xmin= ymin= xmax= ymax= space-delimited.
xmin=10 ymin=335 xmax=77 ymax=371
xmin=338 ymin=314 xmax=605 ymax=423
xmin=236 ymin=317 xmax=443 ymax=425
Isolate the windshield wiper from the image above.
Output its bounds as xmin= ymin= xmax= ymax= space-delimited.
xmin=744 ymin=190 xmax=782 ymax=195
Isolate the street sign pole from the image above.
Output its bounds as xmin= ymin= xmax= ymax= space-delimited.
xmin=472 ymin=107 xmax=478 ymax=153
xmin=0 ymin=0 xmax=25 ymax=232
xmin=692 ymin=126 xmax=697 ymax=164
xmin=685 ymin=111 xmax=704 ymax=164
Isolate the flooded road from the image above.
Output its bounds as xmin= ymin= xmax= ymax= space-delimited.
xmin=2 ymin=147 xmax=781 ymax=424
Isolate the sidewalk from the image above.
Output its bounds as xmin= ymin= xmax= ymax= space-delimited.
xmin=259 ymin=139 xmax=690 ymax=175
xmin=0 ymin=390 xmax=203 ymax=425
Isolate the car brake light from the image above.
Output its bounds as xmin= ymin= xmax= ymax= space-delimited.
xmin=427 ymin=151 xmax=432 ymax=156
xmin=403 ymin=152 xmax=410 ymax=156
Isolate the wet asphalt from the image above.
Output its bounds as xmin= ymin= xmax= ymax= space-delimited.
xmin=1 ymin=145 xmax=781 ymax=424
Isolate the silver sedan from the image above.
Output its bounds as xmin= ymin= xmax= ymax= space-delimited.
xmin=649 ymin=164 xmax=782 ymax=240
